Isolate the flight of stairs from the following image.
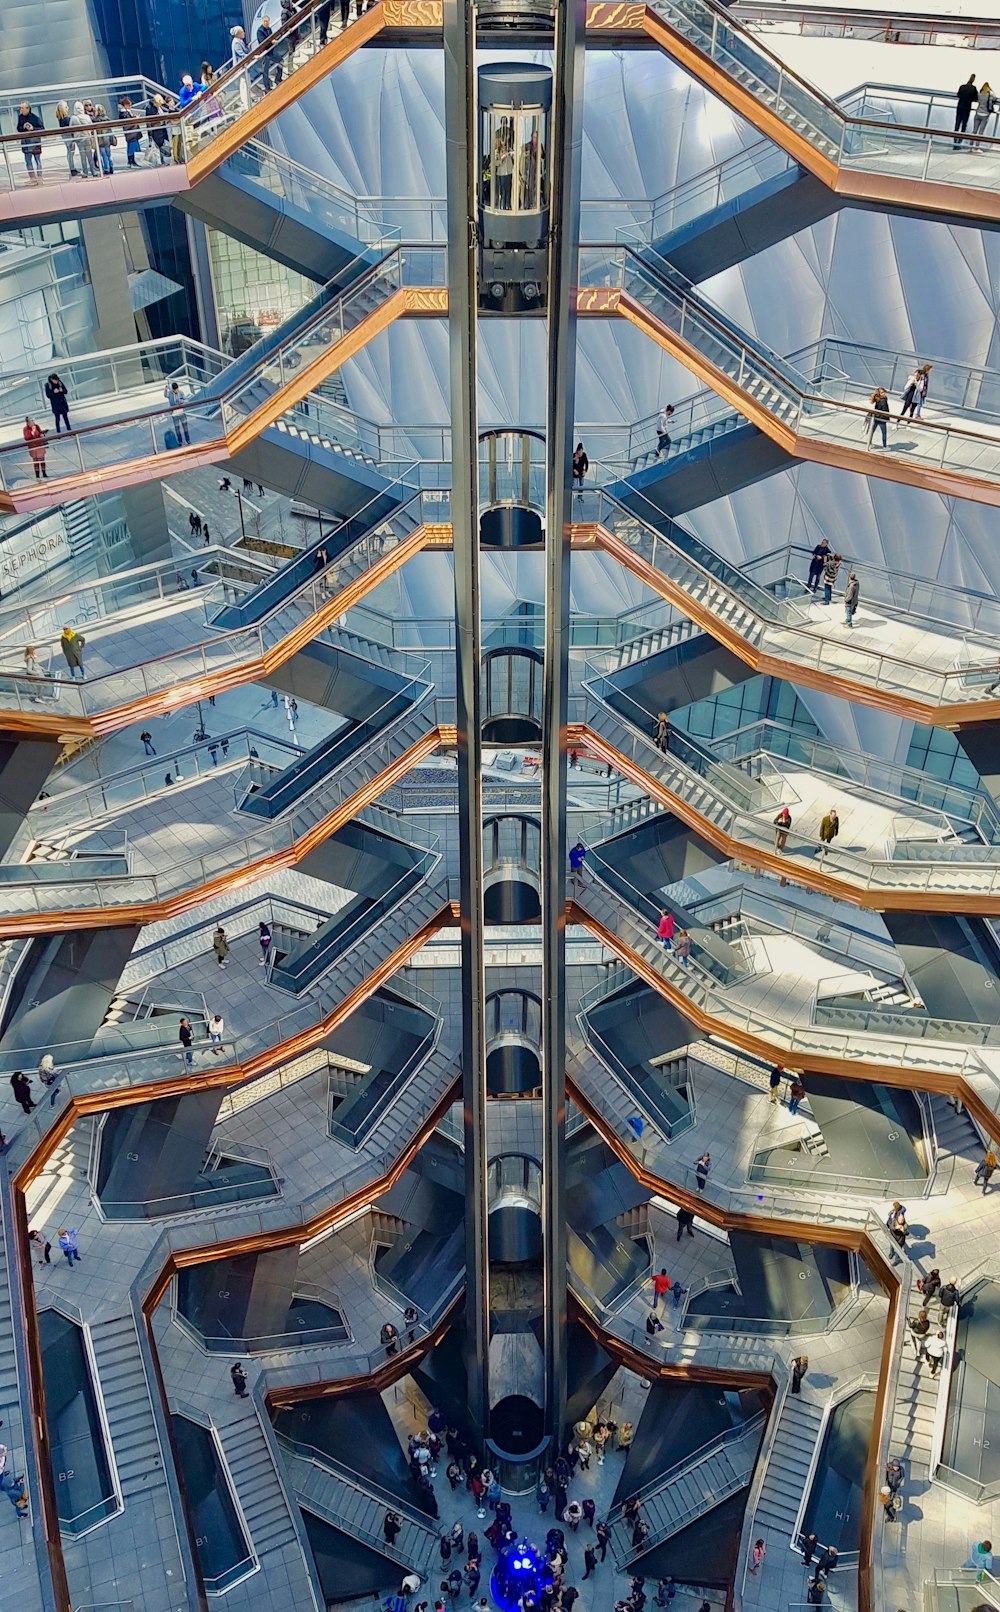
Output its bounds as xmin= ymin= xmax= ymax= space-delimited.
xmin=89 ymin=1314 xmax=166 ymax=1499
xmin=751 ymin=1395 xmax=826 ymax=1542
xmin=628 ymin=410 xmax=746 ymax=473
xmin=889 ymin=1336 xmax=942 ymax=1470
xmin=609 ymin=1412 xmax=766 ymax=1566
xmin=0 ymin=1210 xmax=20 ymax=1414
xmin=930 ymin=1093 xmax=983 ymax=1161
xmin=644 ymin=0 xmax=841 ymax=159
xmin=278 ymin=1440 xmax=439 ymax=1573
xmin=216 ymin=1413 xmax=302 ymax=1559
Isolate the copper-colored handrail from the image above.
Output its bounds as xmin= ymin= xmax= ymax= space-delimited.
xmin=569 ymin=720 xmax=1000 ymax=914
xmin=589 ymin=523 xmax=1000 ymax=729
xmin=568 ymin=1076 xmax=901 ymax=1612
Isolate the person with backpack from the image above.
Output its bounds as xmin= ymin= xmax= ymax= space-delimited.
xmin=975 ymin=1149 xmax=998 ymax=1193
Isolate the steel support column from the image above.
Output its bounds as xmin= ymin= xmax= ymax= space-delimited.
xmin=443 ymin=0 xmax=491 ymax=1440
xmin=542 ymin=0 xmax=587 ymax=1446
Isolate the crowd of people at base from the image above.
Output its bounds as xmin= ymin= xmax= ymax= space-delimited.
xmin=9 ymin=0 xmax=380 ymax=184
xmin=379 ymin=1407 xmax=681 ymax=1612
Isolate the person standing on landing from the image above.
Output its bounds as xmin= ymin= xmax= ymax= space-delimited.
xmin=23 ymin=418 xmax=47 ymax=479
xmin=821 ymin=551 xmax=842 ymax=605
xmin=60 ymin=627 xmax=85 ymax=678
xmin=806 ymin=538 xmax=829 ymax=593
xmin=818 ymin=808 xmax=839 ymax=856
xmin=773 ymin=804 xmax=792 ymax=850
xmin=16 ymin=104 xmax=43 ymax=182
xmin=972 ymin=82 xmax=998 ymax=146
xmin=914 ymin=363 xmax=932 ymax=417
xmin=867 ymin=388 xmax=890 ymax=448
xmin=900 ymin=368 xmax=921 ymax=419
xmin=843 ymin=571 xmax=860 ymax=628
xmin=45 ymin=374 xmax=71 ymax=433
xmin=955 ymin=73 xmax=978 ymax=146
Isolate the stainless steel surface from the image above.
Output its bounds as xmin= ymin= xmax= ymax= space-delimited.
xmin=444 ymin=0 xmax=491 ymax=1440
xmin=541 ymin=0 xmax=586 ymax=1447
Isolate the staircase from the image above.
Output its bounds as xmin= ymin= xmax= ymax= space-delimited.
xmin=216 ymin=1412 xmax=302 ymax=1559
xmin=751 ymin=1395 xmax=825 ymax=1541
xmin=89 ymin=1314 xmax=166 ymax=1499
xmin=608 ymin=1411 xmax=766 ymax=1566
xmin=594 ymin=514 xmax=773 ymax=653
xmin=272 ymin=413 xmax=381 ymax=473
xmin=645 ymin=0 xmax=841 ymax=160
xmin=930 ymin=1093 xmax=984 ymax=1161
xmin=278 ymin=1437 xmax=440 ymax=1573
xmin=0 ymin=1203 xmax=20 ymax=1414
xmin=582 ymin=700 xmax=744 ymax=838
xmin=627 ymin=410 xmax=747 ymax=475
xmin=227 ymin=260 xmax=403 ymax=422
xmin=889 ymin=1338 xmax=941 ymax=1470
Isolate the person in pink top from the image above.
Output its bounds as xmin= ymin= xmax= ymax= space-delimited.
xmin=657 ymin=909 xmax=675 ymax=949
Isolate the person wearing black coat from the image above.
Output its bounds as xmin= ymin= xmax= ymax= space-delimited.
xmin=16 ymin=105 xmax=44 ymax=181
xmin=955 ymin=74 xmax=978 ymax=145
xmin=10 ymin=1071 xmax=34 ymax=1114
xmin=45 ymin=374 xmax=71 ymax=433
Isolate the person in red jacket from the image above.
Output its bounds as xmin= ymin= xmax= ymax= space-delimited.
xmin=650 ymin=1268 xmax=672 ymax=1310
xmin=23 ymin=417 xmax=47 ymax=479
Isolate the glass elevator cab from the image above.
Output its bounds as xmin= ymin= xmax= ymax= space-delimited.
xmin=478 ymin=63 xmax=552 ymax=312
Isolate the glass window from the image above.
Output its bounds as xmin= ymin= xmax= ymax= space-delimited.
xmin=482 ymin=108 xmax=546 ymax=214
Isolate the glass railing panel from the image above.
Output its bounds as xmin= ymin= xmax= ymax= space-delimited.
xmin=0 ymin=338 xmax=226 ymax=428
xmin=173 ymin=0 xmax=381 ymax=165
xmin=223 ymin=142 xmax=395 ymax=248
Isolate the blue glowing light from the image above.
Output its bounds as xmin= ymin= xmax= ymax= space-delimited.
xmin=491 ymin=1537 xmax=554 ymax=1612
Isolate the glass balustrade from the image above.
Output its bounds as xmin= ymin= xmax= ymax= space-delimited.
xmin=643 ymin=0 xmax=1000 ymax=188
xmin=0 ymin=245 xmax=444 ymax=496
xmin=579 ymin=688 xmax=1000 ymax=899
xmin=0 ymin=692 xmax=441 ymax=919
xmin=584 ymin=485 xmax=1000 ymax=707
xmin=0 ymin=3 xmax=392 ymax=199
xmin=574 ymin=877 xmax=1000 ymax=1092
xmin=581 ymin=244 xmax=1000 ymax=502
xmin=0 ymin=485 xmax=444 ymax=718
